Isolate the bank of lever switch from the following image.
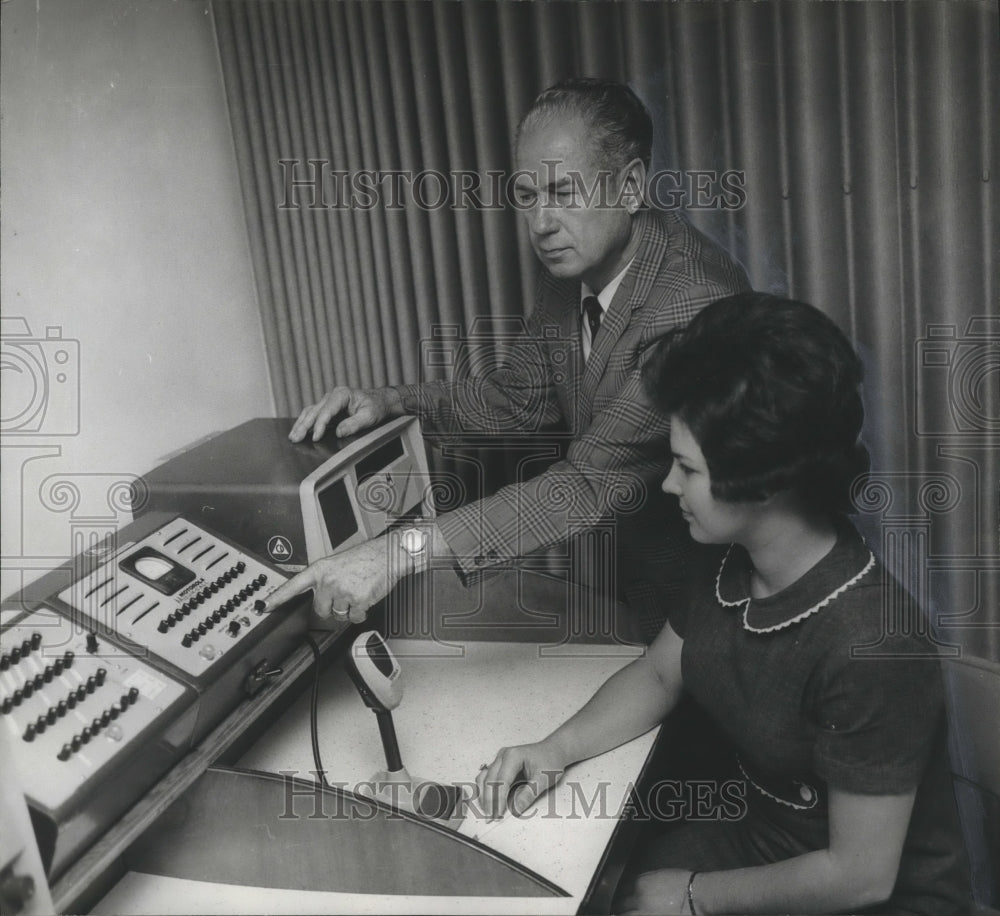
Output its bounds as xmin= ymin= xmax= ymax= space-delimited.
xmin=0 ymin=632 xmax=144 ymax=762
xmin=147 ymin=564 xmax=268 ymax=648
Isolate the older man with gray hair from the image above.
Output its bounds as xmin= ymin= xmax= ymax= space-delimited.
xmin=268 ymin=77 xmax=749 ymax=643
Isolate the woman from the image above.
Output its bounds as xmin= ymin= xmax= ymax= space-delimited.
xmin=476 ymin=293 xmax=969 ymax=915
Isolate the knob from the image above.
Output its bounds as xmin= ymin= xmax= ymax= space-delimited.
xmin=0 ymin=654 xmax=9 ymax=671
xmin=0 ymin=872 xmax=37 ymax=912
xmin=96 ymin=668 xmax=107 ymax=686
xmin=158 ymin=620 xmax=169 ymax=634
xmin=53 ymin=658 xmax=64 ymax=676
xmin=22 ymin=682 xmax=33 ymax=699
xmin=128 ymin=687 xmax=140 ymax=704
xmin=57 ymin=700 xmax=68 ymax=717
xmin=23 ymin=723 xmax=36 ymax=742
xmin=86 ymin=633 xmax=99 ymax=653
xmin=1 ymin=697 xmax=12 ymax=714
xmin=58 ymin=743 xmax=72 ymax=761
xmin=43 ymin=666 xmax=54 ymax=683
xmin=63 ymin=650 xmax=75 ymax=668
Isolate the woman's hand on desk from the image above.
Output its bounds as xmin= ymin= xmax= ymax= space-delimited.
xmin=262 ymin=537 xmax=397 ymax=623
xmin=475 ymin=738 xmax=568 ymax=820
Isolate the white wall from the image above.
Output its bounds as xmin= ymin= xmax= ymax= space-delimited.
xmin=1 ymin=0 xmax=275 ymax=601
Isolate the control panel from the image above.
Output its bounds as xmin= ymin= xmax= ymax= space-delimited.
xmin=52 ymin=516 xmax=288 ymax=684
xmin=3 ymin=513 xmax=320 ymax=881
xmin=1 ymin=607 xmax=195 ymax=880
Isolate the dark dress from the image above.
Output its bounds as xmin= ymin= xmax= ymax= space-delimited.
xmin=628 ymin=521 xmax=970 ymax=915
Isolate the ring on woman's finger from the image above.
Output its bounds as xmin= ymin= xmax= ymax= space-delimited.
xmin=479 ymin=763 xmax=489 ymax=771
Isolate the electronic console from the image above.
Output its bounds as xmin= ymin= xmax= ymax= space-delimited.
xmin=2 ymin=512 xmax=318 ymax=880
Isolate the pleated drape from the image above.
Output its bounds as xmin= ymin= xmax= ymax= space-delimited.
xmin=212 ymin=0 xmax=997 ymax=660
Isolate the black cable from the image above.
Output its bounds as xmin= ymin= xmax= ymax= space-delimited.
xmin=303 ymin=633 xmax=329 ymax=789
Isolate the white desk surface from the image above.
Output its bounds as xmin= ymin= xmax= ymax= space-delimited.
xmin=95 ymin=639 xmax=655 ymax=915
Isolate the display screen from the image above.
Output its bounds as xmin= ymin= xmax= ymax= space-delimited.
xmin=317 ymin=476 xmax=358 ymax=552
xmin=355 ymin=436 xmax=404 ymax=484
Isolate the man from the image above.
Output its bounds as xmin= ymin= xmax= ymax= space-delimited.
xmin=267 ymin=78 xmax=749 ymax=642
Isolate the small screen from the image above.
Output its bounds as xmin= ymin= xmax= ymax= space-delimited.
xmin=317 ymin=476 xmax=358 ymax=552
xmin=355 ymin=437 xmax=404 ymax=485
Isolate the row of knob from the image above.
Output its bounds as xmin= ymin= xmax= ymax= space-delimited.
xmin=168 ymin=577 xmax=269 ymax=646
xmin=9 ymin=667 xmax=105 ymax=718
xmin=149 ymin=561 xmax=249 ymax=632
xmin=0 ymin=651 xmax=79 ymax=713
xmin=55 ymin=688 xmax=142 ymax=759
xmin=156 ymin=571 xmax=266 ymax=638
xmin=22 ymin=683 xmax=138 ymax=744
xmin=0 ymin=631 xmax=44 ymax=670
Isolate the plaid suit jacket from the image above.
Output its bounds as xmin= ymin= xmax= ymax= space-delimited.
xmin=397 ymin=209 xmax=749 ymax=637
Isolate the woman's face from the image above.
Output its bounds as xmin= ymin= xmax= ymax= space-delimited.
xmin=661 ymin=417 xmax=758 ymax=544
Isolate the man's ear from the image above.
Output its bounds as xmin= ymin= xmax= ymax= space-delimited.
xmin=619 ymin=158 xmax=648 ymax=213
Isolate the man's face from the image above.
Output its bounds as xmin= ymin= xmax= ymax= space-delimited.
xmin=514 ymin=115 xmax=639 ymax=293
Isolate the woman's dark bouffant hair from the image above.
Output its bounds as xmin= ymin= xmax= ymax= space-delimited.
xmin=642 ymin=292 xmax=870 ymax=515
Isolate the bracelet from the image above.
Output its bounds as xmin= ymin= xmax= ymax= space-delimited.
xmin=686 ymin=870 xmax=701 ymax=916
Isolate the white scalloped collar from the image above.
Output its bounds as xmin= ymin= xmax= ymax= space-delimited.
xmin=714 ymin=524 xmax=876 ymax=634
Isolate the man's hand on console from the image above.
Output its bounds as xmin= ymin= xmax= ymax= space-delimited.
xmin=475 ymin=739 xmax=569 ymax=821
xmin=262 ymin=537 xmax=399 ymax=624
xmin=288 ymin=385 xmax=402 ymax=442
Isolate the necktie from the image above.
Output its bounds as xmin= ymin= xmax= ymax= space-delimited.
xmin=582 ymin=295 xmax=602 ymax=349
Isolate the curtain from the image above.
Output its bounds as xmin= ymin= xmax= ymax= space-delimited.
xmin=212 ymin=0 xmax=997 ymax=660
